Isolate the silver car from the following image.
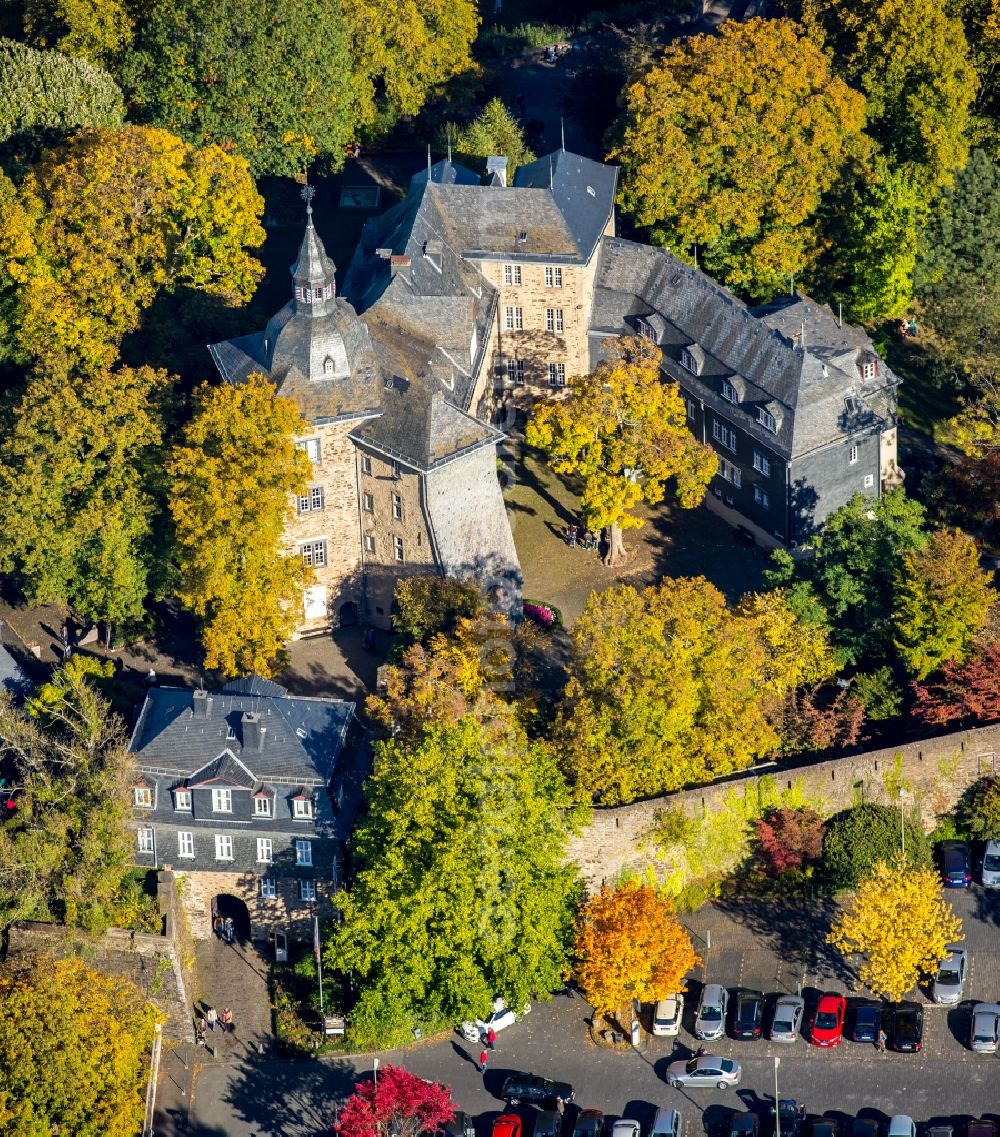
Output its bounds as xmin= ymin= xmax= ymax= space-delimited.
xmin=694 ymin=983 xmax=728 ymax=1041
xmin=932 ymin=947 xmax=967 ymax=1004
xmin=666 ymin=1055 xmax=741 ymax=1090
xmin=969 ymin=1002 xmax=1000 ymax=1052
xmin=769 ymin=995 xmax=804 ymax=1042
xmin=612 ymin=1121 xmax=642 ymax=1137
xmin=983 ymin=840 xmax=1000 ymax=887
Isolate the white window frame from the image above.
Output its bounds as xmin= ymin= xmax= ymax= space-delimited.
xmin=757 ymin=407 xmax=777 ymax=433
xmin=754 ymin=486 xmax=770 ymax=509
xmin=295 ymin=839 xmax=313 ymax=867
xmin=361 ymin=454 xmax=372 ymax=475
xmin=721 ymin=379 xmax=739 ymax=404
xmin=864 ymin=474 xmax=875 ymax=488
xmin=212 ymin=788 xmax=232 ymax=814
xmin=173 ymin=789 xmax=192 ymax=811
xmin=685 ymin=396 xmax=696 ymax=421
xmin=260 ymin=877 xmax=277 ymax=900
xmin=680 ymin=347 xmax=698 ymax=374
xmin=297 ymin=438 xmax=322 ymax=463
xmin=178 ymin=831 xmax=195 ymax=859
xmin=545 ymin=266 xmax=563 ymax=288
xmin=301 ymin=540 xmax=327 ymax=569
xmin=546 ymin=363 xmax=566 ymax=387
xmin=363 ymin=533 xmax=375 ymax=553
xmin=503 ymin=264 xmax=522 ymax=286
xmin=254 ymin=795 xmax=272 ymax=818
xmin=752 ymin=450 xmax=770 ymax=477
xmin=297 ymin=486 xmax=325 ymax=514
xmin=849 ymin=445 xmax=858 ymax=464
xmin=711 ymin=420 xmax=737 ymax=452
xmin=215 ymin=835 xmax=234 ymax=861
xmin=292 ymin=797 xmax=314 ymax=820
xmin=137 ymin=827 xmax=154 ymax=855
xmin=545 ymin=308 xmax=564 ymax=334
xmin=394 ymin=536 xmax=405 ymax=563
xmin=299 ymin=880 xmax=318 ymax=902
xmin=257 ymin=838 xmax=273 ymax=864
xmin=392 ymin=494 xmax=402 ymax=520
xmin=362 ymin=492 xmax=373 ymax=513
xmin=719 ymin=458 xmax=742 ymax=488
xmin=504 ymin=306 xmax=523 ymax=331
xmin=134 ymin=786 xmax=153 ymax=808
xmin=861 ymin=360 xmax=878 ymax=382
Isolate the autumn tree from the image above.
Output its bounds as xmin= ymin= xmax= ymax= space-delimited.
xmin=166 ymin=376 xmax=311 ymax=677
xmin=610 ymin=19 xmax=870 ymax=297
xmin=958 ymin=776 xmax=1000 ymax=840
xmin=0 ymin=362 xmax=169 ymax=632
xmin=911 ymin=641 xmax=1000 ymax=725
xmin=120 ymin=0 xmax=354 ymax=177
xmin=893 ymin=527 xmax=994 ymax=679
xmin=555 ymin=580 xmax=835 ymax=804
xmin=828 ymin=857 xmax=964 ymax=1001
xmin=329 ymin=708 xmax=578 ymax=1049
xmin=337 ymin=1065 xmax=455 ymax=1137
xmin=392 ymin=576 xmax=484 ymax=652
xmin=20 ymin=0 xmax=135 ymax=67
xmin=755 ymin=807 xmax=827 ymax=876
xmin=939 ymin=375 xmax=1000 ymax=460
xmin=821 ymin=803 xmax=930 ymax=890
xmin=0 ymin=37 xmax=124 ymax=143
xmin=0 ymin=125 xmax=264 ymax=371
xmin=778 ymin=682 xmax=865 ymax=755
xmin=526 ymin=338 xmax=717 ymax=565
xmin=446 ymin=98 xmax=535 ymax=178
xmin=573 ymin=882 xmax=699 ymax=1019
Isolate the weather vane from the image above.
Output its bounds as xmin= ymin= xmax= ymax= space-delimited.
xmin=301 ymin=184 xmax=316 ymax=209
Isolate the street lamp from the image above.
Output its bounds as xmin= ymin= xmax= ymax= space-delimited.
xmin=899 ymin=788 xmax=906 ymax=857
xmin=773 ymin=1057 xmax=780 ymax=1137
xmin=373 ymin=1057 xmax=379 ymax=1089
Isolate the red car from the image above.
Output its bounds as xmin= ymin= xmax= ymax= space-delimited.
xmin=810 ymin=992 xmax=847 ymax=1047
xmin=493 ymin=1117 xmax=522 ymax=1137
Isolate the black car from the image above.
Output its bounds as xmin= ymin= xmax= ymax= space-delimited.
xmin=573 ymin=1113 xmax=604 ymax=1137
xmin=730 ymin=1115 xmax=760 ymax=1137
xmin=731 ymin=989 xmax=765 ymax=1040
xmin=939 ymin=840 xmax=972 ymax=888
xmin=888 ymin=1001 xmax=924 ymax=1052
xmin=536 ymin=1111 xmax=563 ymax=1137
xmin=852 ymin=1122 xmax=879 ymax=1137
xmin=926 ymin=1128 xmax=953 ymax=1137
xmin=441 ymin=1113 xmax=476 ymax=1137
xmin=769 ymin=1100 xmax=806 ymax=1137
xmin=812 ymin=1122 xmax=838 ymax=1137
xmin=851 ymin=1000 xmax=882 ymax=1043
xmin=502 ymin=1075 xmax=575 ymax=1108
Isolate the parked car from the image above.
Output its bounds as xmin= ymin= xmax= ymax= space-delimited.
xmin=651 ymin=1108 xmax=682 ymax=1137
xmin=769 ymin=995 xmax=804 ymax=1043
xmin=888 ymin=1002 xmax=924 ymax=1052
xmin=810 ymin=992 xmax=847 ymax=1047
xmin=812 ymin=1121 xmax=838 ymax=1137
xmin=927 ymin=1127 xmax=953 ymax=1137
xmin=694 ymin=983 xmax=729 ymax=1041
xmin=939 ymin=840 xmax=973 ymax=888
xmin=730 ymin=1115 xmax=760 ymax=1137
xmin=731 ymin=989 xmax=765 ymax=1040
xmin=442 ymin=1112 xmax=476 ymax=1137
xmin=537 ymin=1112 xmax=563 ymax=1137
xmin=968 ymin=1123 xmax=997 ymax=1137
xmin=501 ymin=1075 xmax=575 ymax=1107
xmin=887 ymin=1118 xmax=916 ymax=1137
xmin=652 ymin=995 xmax=684 ymax=1037
xmin=850 ymin=1000 xmax=882 ymax=1043
xmin=666 ymin=1055 xmax=741 ymax=1089
xmin=969 ymin=1002 xmax=1000 ymax=1052
xmin=983 ymin=839 xmax=1000 ymax=887
xmin=573 ymin=1112 xmax=605 ymax=1137
xmin=769 ymin=1100 xmax=806 ymax=1137
xmin=493 ymin=1116 xmax=523 ymax=1137
xmin=461 ymin=997 xmax=531 ymax=1041
xmin=851 ymin=1121 xmax=879 ymax=1137
xmin=611 ymin=1121 xmax=640 ymax=1137
xmin=932 ymin=947 xmax=967 ymax=1004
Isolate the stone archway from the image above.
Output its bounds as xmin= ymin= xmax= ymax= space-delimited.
xmin=212 ymin=893 xmax=251 ymax=942
xmin=339 ymin=600 xmax=358 ymax=627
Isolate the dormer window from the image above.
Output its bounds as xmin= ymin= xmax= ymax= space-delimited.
xmin=637 ymin=318 xmax=655 ymax=342
xmin=860 ymin=358 xmax=878 ymax=382
xmin=254 ymin=793 xmax=272 ymax=818
xmin=134 ymin=785 xmax=153 ymax=808
xmin=212 ymin=788 xmax=233 ymax=813
xmin=721 ymin=379 xmax=739 ymax=405
xmin=292 ymin=794 xmax=314 ymax=820
xmin=173 ymin=789 xmax=192 ymax=812
xmin=680 ymin=346 xmax=703 ymax=375
xmin=323 ymin=356 xmax=335 ymax=377
xmin=757 ymin=406 xmax=778 ymax=433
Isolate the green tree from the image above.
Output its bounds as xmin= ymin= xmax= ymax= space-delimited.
xmin=0 ymin=362 xmax=168 ymax=631
xmin=938 ymin=375 xmax=1000 ymax=457
xmin=821 ymin=803 xmax=930 ymax=890
xmin=765 ymin=489 xmax=928 ymax=666
xmin=166 ymin=375 xmax=312 ymax=677
xmin=803 ymin=0 xmax=978 ymax=186
xmin=0 ymin=124 xmax=264 ymax=371
xmin=21 ymin=0 xmax=135 ymax=67
xmin=958 ymin=776 xmax=1000 ymax=839
xmin=0 ymin=954 xmax=158 ymax=1136
xmin=894 ymin=526 xmax=994 ymax=679
xmin=329 ymin=708 xmax=579 ymax=1049
xmin=0 ymin=37 xmax=124 ymax=143
xmin=610 ymin=18 xmax=870 ymax=298
xmin=121 ymin=0 xmax=354 ymax=177
xmin=556 ymin=579 xmax=836 ymax=804
xmin=392 ymin=577 xmax=484 ymax=652
xmin=0 ymin=661 xmax=139 ymax=930
xmin=526 ymin=338 xmax=717 ymax=564
xmin=445 ymin=98 xmax=535 ymax=179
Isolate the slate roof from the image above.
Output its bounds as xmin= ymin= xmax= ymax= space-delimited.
xmin=130 ymin=685 xmax=354 ymax=786
xmin=0 ymin=642 xmax=30 ymax=699
xmin=410 ymin=158 xmax=481 ymax=186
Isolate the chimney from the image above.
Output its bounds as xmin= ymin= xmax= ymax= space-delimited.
xmin=192 ymin=689 xmax=212 ymax=718
xmin=241 ymin=711 xmax=266 ymax=751
xmin=390 ymin=254 xmax=412 ymax=282
xmin=486 ymin=156 xmax=508 ymax=187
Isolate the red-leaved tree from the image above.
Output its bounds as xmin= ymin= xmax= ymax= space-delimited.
xmin=755 ymin=807 xmax=827 ymax=876
xmin=779 ymin=684 xmax=865 ymax=754
xmin=335 ymin=1065 xmax=455 ymax=1137
xmin=912 ymin=642 xmax=1000 ymax=725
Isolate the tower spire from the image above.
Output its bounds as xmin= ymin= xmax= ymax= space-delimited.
xmin=291 ymin=184 xmax=336 ymax=315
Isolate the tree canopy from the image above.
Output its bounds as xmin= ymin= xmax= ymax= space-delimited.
xmin=21 ymin=0 xmax=135 ymax=67
xmin=391 ymin=576 xmax=484 ymax=653
xmin=912 ymin=641 xmax=1000 ymax=725
xmin=610 ymin=18 xmax=870 ymax=298
xmin=821 ymin=803 xmax=930 ymax=890
xmin=447 ymin=98 xmax=535 ymax=179
xmin=166 ymin=375 xmax=311 ymax=677
xmin=526 ymin=338 xmax=717 ymax=564
xmin=0 ymin=954 xmax=158 ymax=1137
xmin=336 ymin=1065 xmax=455 ymax=1137
xmin=556 ymin=579 xmax=836 ymax=804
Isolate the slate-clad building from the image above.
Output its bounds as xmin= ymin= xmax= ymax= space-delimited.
xmin=130 ymin=676 xmax=353 ymax=941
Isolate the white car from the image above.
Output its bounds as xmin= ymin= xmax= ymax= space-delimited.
xmin=459 ymin=997 xmax=530 ymax=1042
xmin=888 ymin=1118 xmax=916 ymax=1137
xmin=612 ymin=1121 xmax=642 ymax=1137
xmin=983 ymin=840 xmax=1000 ymax=887
xmin=652 ymin=994 xmax=684 ymax=1037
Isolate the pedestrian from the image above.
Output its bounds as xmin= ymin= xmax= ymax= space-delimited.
xmin=486 ymin=1026 xmax=497 ymax=1051
xmin=196 ymin=1018 xmax=207 ymax=1045
xmin=206 ymin=1006 xmax=218 ymax=1031
xmin=479 ymin=1048 xmax=489 ymax=1072
xmin=556 ymin=1097 xmax=565 ymax=1116
xmin=221 ymin=1007 xmax=233 ymax=1033
xmin=59 ymin=624 xmax=68 ymax=646
xmin=876 ymin=1028 xmax=886 ymax=1053
xmin=213 ymin=915 xmax=224 ymax=939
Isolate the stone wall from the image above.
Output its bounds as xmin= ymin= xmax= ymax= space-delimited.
xmin=566 ymin=724 xmax=1000 ymax=890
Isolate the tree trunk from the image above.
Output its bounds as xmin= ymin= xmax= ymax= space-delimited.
xmin=604 ymin=523 xmax=627 ymax=566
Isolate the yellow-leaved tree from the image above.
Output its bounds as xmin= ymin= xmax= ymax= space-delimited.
xmin=827 ymin=857 xmax=964 ymax=1001
xmin=525 ymin=337 xmax=717 ymax=565
xmin=166 ymin=375 xmax=312 ymax=677
xmin=573 ymin=882 xmax=700 ymax=1020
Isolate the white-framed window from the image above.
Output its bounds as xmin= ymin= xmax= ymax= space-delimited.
xmin=173 ymin=789 xmax=192 ymax=811
xmin=301 ymin=540 xmax=327 ymax=568
xmin=546 ymin=363 xmax=566 ymax=387
xmin=721 ymin=379 xmax=739 ymax=404
xmin=215 ymin=835 xmax=234 ymax=861
xmin=861 ymin=359 xmax=878 ymax=382
xmin=137 ymin=827 xmax=154 ymax=855
xmin=503 ymin=264 xmax=522 ymax=286
xmin=719 ymin=458 xmax=742 ymax=488
xmin=260 ymin=878 xmax=277 ymax=900
xmin=394 ymin=536 xmax=405 ymax=563
xmin=212 ymin=788 xmax=232 ymax=813
xmin=505 ymin=359 xmax=525 ymax=385
xmin=257 ymin=838 xmax=273 ymax=864
xmin=254 ymin=795 xmax=271 ymax=817
xmin=134 ymin=786 xmax=153 ymax=808
xmin=752 ymin=450 xmax=771 ymax=476
xmin=711 ymin=420 xmax=737 ymax=452
xmin=849 ymin=445 xmax=858 ymax=464
xmin=363 ymin=533 xmax=375 ymax=553
xmin=297 ymin=438 xmax=322 ymax=463
xmin=293 ymin=797 xmax=314 ymax=820
xmin=684 ymin=396 xmax=696 ymax=421
xmin=391 ymin=460 xmax=401 ymax=478
xmin=226 ymin=724 xmax=237 ymax=741
xmin=864 ymin=474 xmax=875 ymax=488
xmin=757 ymin=407 xmax=777 ymax=432
xmin=680 ymin=347 xmax=699 ymax=374
xmin=178 ymin=831 xmax=194 ymax=858
xmin=392 ymin=494 xmax=402 ymax=520
xmin=545 ymin=308 xmax=564 ymax=333
xmin=297 ymin=486 xmax=325 ymax=514
xmin=361 ymin=454 xmax=372 ymax=475
xmin=299 ymin=880 xmax=317 ymax=902
xmin=754 ymin=486 xmax=770 ymax=509
xmin=295 ymin=839 xmax=313 ymax=867
xmin=504 ymin=306 xmax=523 ymax=331
xmin=362 ymin=492 xmax=373 ymax=512
xmin=545 ymin=267 xmax=563 ymax=288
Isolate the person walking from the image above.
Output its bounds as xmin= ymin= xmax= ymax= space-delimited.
xmin=486 ymin=1027 xmax=497 ymax=1051
xmin=479 ymin=1048 xmax=489 ymax=1073
xmin=205 ymin=1006 xmax=218 ymax=1031
xmin=221 ymin=1007 xmax=233 ymax=1033
xmin=196 ymin=1018 xmax=207 ymax=1045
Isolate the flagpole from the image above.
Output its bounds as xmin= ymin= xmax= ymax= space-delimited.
xmin=314 ymin=914 xmax=325 ymax=1016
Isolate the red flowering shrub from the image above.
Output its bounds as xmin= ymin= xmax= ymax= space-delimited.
xmin=523 ymin=603 xmax=556 ymax=628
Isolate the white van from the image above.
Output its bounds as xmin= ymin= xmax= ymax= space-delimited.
xmin=651 ymin=1108 xmax=682 ymax=1137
